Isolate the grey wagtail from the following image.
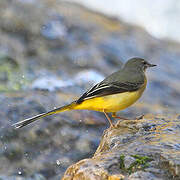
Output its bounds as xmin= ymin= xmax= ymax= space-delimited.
xmin=12 ymin=57 xmax=156 ymax=128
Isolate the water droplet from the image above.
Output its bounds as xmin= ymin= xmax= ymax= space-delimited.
xmin=56 ymin=160 xmax=61 ymax=165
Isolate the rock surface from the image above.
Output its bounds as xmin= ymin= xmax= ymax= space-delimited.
xmin=63 ymin=114 xmax=180 ymax=180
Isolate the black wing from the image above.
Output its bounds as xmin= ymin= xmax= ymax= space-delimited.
xmin=76 ymin=81 xmax=143 ymax=104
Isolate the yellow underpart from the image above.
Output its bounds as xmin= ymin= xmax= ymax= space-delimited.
xmin=73 ymin=80 xmax=147 ymax=113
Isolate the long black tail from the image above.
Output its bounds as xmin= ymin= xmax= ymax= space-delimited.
xmin=12 ymin=102 xmax=76 ymax=128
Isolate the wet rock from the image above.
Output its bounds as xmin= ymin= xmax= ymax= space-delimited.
xmin=0 ymin=173 xmax=46 ymax=180
xmin=128 ymin=171 xmax=157 ymax=180
xmin=0 ymin=91 xmax=104 ymax=179
xmin=124 ymin=156 xmax=136 ymax=169
xmin=0 ymin=175 xmax=24 ymax=180
xmin=41 ymin=15 xmax=67 ymax=40
xmin=30 ymin=173 xmax=46 ymax=180
xmin=2 ymin=143 xmax=23 ymax=161
xmin=63 ymin=115 xmax=180 ymax=179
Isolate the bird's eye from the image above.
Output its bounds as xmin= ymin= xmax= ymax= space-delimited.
xmin=142 ymin=61 xmax=146 ymax=65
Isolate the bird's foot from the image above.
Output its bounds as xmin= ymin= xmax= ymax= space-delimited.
xmin=110 ymin=124 xmax=116 ymax=129
xmin=112 ymin=113 xmax=129 ymax=120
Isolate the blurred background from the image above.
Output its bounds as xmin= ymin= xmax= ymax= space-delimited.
xmin=0 ymin=0 xmax=180 ymax=179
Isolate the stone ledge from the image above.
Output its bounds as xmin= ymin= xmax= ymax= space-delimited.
xmin=62 ymin=114 xmax=180 ymax=180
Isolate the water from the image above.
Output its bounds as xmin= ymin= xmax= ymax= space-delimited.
xmin=69 ymin=0 xmax=180 ymax=42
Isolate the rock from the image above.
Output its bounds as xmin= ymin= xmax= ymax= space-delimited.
xmin=2 ymin=143 xmax=23 ymax=161
xmin=128 ymin=171 xmax=158 ymax=180
xmin=124 ymin=156 xmax=136 ymax=169
xmin=0 ymin=91 xmax=104 ymax=179
xmin=62 ymin=114 xmax=180 ymax=179
xmin=0 ymin=173 xmax=46 ymax=180
xmin=41 ymin=16 xmax=67 ymax=40
xmin=0 ymin=175 xmax=24 ymax=180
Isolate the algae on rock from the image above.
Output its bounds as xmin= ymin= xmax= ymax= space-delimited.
xmin=0 ymin=55 xmax=28 ymax=92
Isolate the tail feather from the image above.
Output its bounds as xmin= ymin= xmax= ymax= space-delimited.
xmin=12 ymin=102 xmax=76 ymax=129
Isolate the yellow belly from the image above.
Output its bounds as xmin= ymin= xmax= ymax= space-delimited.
xmin=74 ymin=83 xmax=146 ymax=113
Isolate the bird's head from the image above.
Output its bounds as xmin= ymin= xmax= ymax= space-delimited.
xmin=123 ymin=57 xmax=156 ymax=72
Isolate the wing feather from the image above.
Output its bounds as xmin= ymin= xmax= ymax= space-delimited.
xmin=76 ymin=81 xmax=143 ymax=104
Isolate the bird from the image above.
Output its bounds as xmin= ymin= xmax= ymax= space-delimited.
xmin=12 ymin=57 xmax=156 ymax=129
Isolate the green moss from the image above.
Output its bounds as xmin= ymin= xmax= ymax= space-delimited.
xmin=127 ymin=155 xmax=153 ymax=174
xmin=119 ymin=154 xmax=125 ymax=169
xmin=0 ymin=55 xmax=30 ymax=92
xmin=119 ymin=154 xmax=153 ymax=174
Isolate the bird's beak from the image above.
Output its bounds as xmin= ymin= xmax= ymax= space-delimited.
xmin=148 ymin=63 xmax=157 ymax=67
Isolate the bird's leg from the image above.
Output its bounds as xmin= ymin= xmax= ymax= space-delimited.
xmin=112 ymin=112 xmax=129 ymax=120
xmin=103 ymin=109 xmax=115 ymax=128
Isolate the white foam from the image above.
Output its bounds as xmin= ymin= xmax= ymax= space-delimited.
xmin=67 ymin=0 xmax=180 ymax=42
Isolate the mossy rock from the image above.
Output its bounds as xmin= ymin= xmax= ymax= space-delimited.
xmin=0 ymin=55 xmax=29 ymax=92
